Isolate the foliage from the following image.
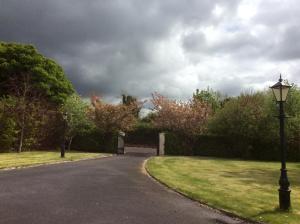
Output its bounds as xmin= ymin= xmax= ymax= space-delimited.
xmin=208 ymin=87 xmax=300 ymax=150
xmin=164 ymin=87 xmax=300 ymax=161
xmin=0 ymin=95 xmax=56 ymax=152
xmin=122 ymin=94 xmax=143 ymax=117
xmin=140 ymin=111 xmax=157 ymax=123
xmin=208 ymin=91 xmax=276 ymax=140
xmin=164 ymin=132 xmax=194 ymax=155
xmin=91 ymin=95 xmax=138 ymax=134
xmin=285 ymin=86 xmax=300 ymax=149
xmin=0 ymin=97 xmax=18 ymax=151
xmin=0 ymin=42 xmax=74 ymax=104
xmin=151 ymin=92 xmax=211 ymax=136
xmin=62 ymin=94 xmax=94 ymax=150
xmin=164 ymin=133 xmax=288 ymax=160
xmin=193 ymin=87 xmax=222 ymax=113
xmin=71 ymin=127 xmax=103 ymax=152
xmin=125 ymin=121 xmax=159 ymax=147
xmin=0 ymin=42 xmax=74 ymax=152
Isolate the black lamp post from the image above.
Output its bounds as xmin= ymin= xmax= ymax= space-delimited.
xmin=270 ymin=74 xmax=292 ymax=210
xmin=61 ymin=112 xmax=68 ymax=158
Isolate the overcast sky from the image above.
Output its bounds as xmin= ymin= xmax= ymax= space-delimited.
xmin=1 ymin=0 xmax=300 ymax=102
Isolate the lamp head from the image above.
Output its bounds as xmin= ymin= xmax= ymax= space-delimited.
xmin=270 ymin=74 xmax=291 ymax=102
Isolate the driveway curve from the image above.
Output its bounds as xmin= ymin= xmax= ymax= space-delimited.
xmin=0 ymin=147 xmax=246 ymax=224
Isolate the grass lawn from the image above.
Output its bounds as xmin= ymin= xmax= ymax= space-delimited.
xmin=0 ymin=151 xmax=109 ymax=169
xmin=146 ymin=156 xmax=300 ymax=224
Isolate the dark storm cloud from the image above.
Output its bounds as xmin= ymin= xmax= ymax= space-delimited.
xmin=0 ymin=0 xmax=299 ymax=100
xmin=0 ymin=0 xmax=227 ymax=98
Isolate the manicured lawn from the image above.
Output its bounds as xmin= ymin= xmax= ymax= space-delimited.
xmin=146 ymin=156 xmax=300 ymax=224
xmin=0 ymin=151 xmax=109 ymax=169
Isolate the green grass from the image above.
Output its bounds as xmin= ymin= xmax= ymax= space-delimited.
xmin=146 ymin=156 xmax=300 ymax=224
xmin=0 ymin=151 xmax=109 ymax=169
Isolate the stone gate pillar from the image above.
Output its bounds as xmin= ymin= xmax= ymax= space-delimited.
xmin=117 ymin=131 xmax=125 ymax=154
xmin=158 ymin=132 xmax=165 ymax=156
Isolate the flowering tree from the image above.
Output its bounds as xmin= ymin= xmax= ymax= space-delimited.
xmin=151 ymin=93 xmax=211 ymax=136
xmin=91 ymin=95 xmax=137 ymax=134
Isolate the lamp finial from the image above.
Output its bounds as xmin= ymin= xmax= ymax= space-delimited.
xmin=279 ymin=74 xmax=283 ymax=82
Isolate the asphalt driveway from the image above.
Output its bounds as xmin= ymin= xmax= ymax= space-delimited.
xmin=0 ymin=147 xmax=246 ymax=224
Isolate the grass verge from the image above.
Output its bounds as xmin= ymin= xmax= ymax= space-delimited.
xmin=0 ymin=151 xmax=110 ymax=170
xmin=146 ymin=156 xmax=300 ymax=224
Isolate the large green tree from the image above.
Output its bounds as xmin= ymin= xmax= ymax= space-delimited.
xmin=0 ymin=42 xmax=74 ymax=152
xmin=0 ymin=42 xmax=74 ymax=104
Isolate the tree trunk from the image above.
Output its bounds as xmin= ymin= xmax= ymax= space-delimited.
xmin=17 ymin=75 xmax=29 ymax=153
xmin=67 ymin=136 xmax=73 ymax=151
xmin=17 ymin=108 xmax=26 ymax=153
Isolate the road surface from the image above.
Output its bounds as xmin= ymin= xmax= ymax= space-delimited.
xmin=0 ymin=147 xmax=247 ymax=224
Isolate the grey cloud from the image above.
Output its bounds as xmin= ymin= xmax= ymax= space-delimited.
xmin=182 ymin=27 xmax=272 ymax=61
xmin=268 ymin=24 xmax=300 ymax=61
xmin=0 ymin=0 xmax=225 ymax=99
xmin=0 ymin=0 xmax=299 ymax=101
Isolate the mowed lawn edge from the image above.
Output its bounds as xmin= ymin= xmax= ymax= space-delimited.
xmin=145 ymin=156 xmax=300 ymax=224
xmin=0 ymin=151 xmax=111 ymax=170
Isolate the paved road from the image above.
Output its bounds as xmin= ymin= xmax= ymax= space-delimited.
xmin=0 ymin=148 xmax=246 ymax=224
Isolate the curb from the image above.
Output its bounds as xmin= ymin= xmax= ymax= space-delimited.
xmin=143 ymin=157 xmax=263 ymax=224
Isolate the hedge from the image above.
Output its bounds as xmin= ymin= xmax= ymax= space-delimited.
xmin=125 ymin=124 xmax=158 ymax=147
xmin=164 ymin=132 xmax=300 ymax=162
xmin=71 ymin=129 xmax=117 ymax=153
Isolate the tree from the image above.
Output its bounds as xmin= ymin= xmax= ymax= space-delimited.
xmin=0 ymin=97 xmax=17 ymax=151
xmin=91 ymin=95 xmax=137 ymax=134
xmin=208 ymin=87 xmax=300 ymax=143
xmin=0 ymin=42 xmax=74 ymax=152
xmin=0 ymin=42 xmax=74 ymax=104
xmin=151 ymin=92 xmax=211 ymax=136
xmin=208 ymin=92 xmax=273 ymax=140
xmin=62 ymin=94 xmax=94 ymax=150
xmin=0 ymin=95 xmax=54 ymax=152
xmin=283 ymin=85 xmax=300 ymax=150
xmin=193 ymin=87 xmax=222 ymax=113
xmin=122 ymin=94 xmax=143 ymax=118
xmin=140 ymin=111 xmax=157 ymax=124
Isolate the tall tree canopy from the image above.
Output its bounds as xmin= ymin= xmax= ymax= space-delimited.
xmin=0 ymin=42 xmax=74 ymax=104
xmin=0 ymin=42 xmax=74 ymax=152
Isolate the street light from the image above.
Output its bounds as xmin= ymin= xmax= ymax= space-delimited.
xmin=270 ymin=74 xmax=292 ymax=210
xmin=61 ymin=112 xmax=68 ymax=158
